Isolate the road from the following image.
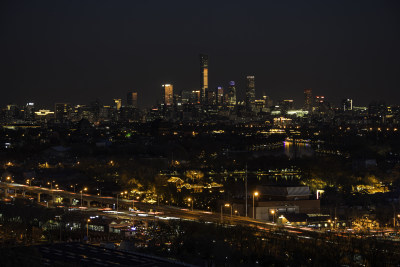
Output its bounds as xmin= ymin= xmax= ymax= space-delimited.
xmin=2 ymin=182 xmax=398 ymax=240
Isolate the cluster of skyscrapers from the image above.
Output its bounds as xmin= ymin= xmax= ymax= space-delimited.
xmin=160 ymin=54 xmax=261 ymax=113
xmin=2 ymin=54 xmax=399 ymax=125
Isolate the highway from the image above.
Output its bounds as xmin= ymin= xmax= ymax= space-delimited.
xmin=0 ymin=182 xmax=310 ymax=234
xmin=2 ymin=182 xmax=398 ymax=240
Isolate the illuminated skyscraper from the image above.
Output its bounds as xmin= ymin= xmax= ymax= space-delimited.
xmin=24 ymin=102 xmax=35 ymax=121
xmin=200 ymin=54 xmax=208 ymax=104
xmin=162 ymin=84 xmax=174 ymax=106
xmin=342 ymin=99 xmax=353 ymax=111
xmin=181 ymin=90 xmax=191 ymax=105
xmin=206 ymin=90 xmax=216 ymax=105
xmin=127 ymin=92 xmax=138 ymax=108
xmin=227 ymin=81 xmax=237 ymax=106
xmin=245 ymin=75 xmax=256 ymax=111
xmin=304 ymin=88 xmax=313 ymax=111
xmin=216 ymin=86 xmax=224 ymax=105
xmin=55 ymin=103 xmax=72 ymax=121
xmin=114 ymin=99 xmax=122 ymax=110
xmin=191 ymin=90 xmax=201 ymax=104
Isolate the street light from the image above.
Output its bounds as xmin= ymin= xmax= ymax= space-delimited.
xmin=26 ymin=178 xmax=34 ymax=186
xmin=47 ymin=181 xmax=54 ymax=190
xmin=270 ymin=209 xmax=276 ymax=223
xmin=253 ymin=191 xmax=259 ymax=219
xmin=188 ymin=197 xmax=194 ymax=211
xmin=71 ymin=184 xmax=78 ymax=193
xmin=80 ymin=187 xmax=87 ymax=207
xmin=86 ymin=219 xmax=90 ymax=241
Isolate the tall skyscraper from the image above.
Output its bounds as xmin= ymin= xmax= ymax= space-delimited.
xmin=200 ymin=54 xmax=208 ymax=104
xmin=181 ymin=90 xmax=191 ymax=105
xmin=162 ymin=84 xmax=174 ymax=106
xmin=206 ymin=90 xmax=216 ymax=105
xmin=55 ymin=103 xmax=72 ymax=121
xmin=127 ymin=92 xmax=138 ymax=108
xmin=342 ymin=99 xmax=353 ymax=111
xmin=191 ymin=90 xmax=201 ymax=104
xmin=216 ymin=86 xmax=224 ymax=105
xmin=227 ymin=81 xmax=237 ymax=106
xmin=304 ymin=88 xmax=313 ymax=111
xmin=24 ymin=102 xmax=35 ymax=121
xmin=245 ymin=75 xmax=256 ymax=111
xmin=114 ymin=99 xmax=122 ymax=110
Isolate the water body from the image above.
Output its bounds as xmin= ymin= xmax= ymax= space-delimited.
xmin=283 ymin=141 xmax=315 ymax=158
xmin=251 ymin=141 xmax=315 ymax=159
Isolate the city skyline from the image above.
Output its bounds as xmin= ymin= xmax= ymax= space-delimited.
xmin=1 ymin=0 xmax=400 ymax=108
xmin=2 ymin=1 xmax=400 ymax=265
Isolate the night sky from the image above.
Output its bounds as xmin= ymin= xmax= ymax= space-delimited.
xmin=1 ymin=0 xmax=399 ymax=108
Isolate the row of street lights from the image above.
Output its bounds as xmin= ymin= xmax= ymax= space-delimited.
xmin=184 ymin=191 xmax=263 ymax=222
xmin=25 ymin=179 xmax=276 ymax=223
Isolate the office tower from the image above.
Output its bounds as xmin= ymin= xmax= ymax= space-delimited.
xmin=181 ymin=90 xmax=191 ymax=105
xmin=55 ymin=103 xmax=72 ymax=121
xmin=304 ymin=88 xmax=313 ymax=111
xmin=191 ymin=90 xmax=201 ymax=104
xmin=263 ymin=93 xmax=273 ymax=108
xmin=245 ymin=76 xmax=256 ymax=111
xmin=279 ymin=100 xmax=294 ymax=113
xmin=24 ymin=102 xmax=35 ymax=121
xmin=114 ymin=99 xmax=122 ymax=110
xmin=314 ymin=96 xmax=331 ymax=114
xmin=315 ymin=96 xmax=325 ymax=104
xmin=200 ymin=54 xmax=209 ymax=104
xmin=342 ymin=99 xmax=353 ymax=111
xmin=34 ymin=109 xmax=54 ymax=123
xmin=216 ymin=86 xmax=224 ymax=105
xmin=162 ymin=84 xmax=174 ymax=106
xmin=206 ymin=90 xmax=216 ymax=105
xmin=99 ymin=105 xmax=112 ymax=121
xmin=127 ymin=92 xmax=138 ymax=108
xmin=368 ymin=101 xmax=387 ymax=118
xmin=227 ymin=81 xmax=237 ymax=106
xmin=90 ymin=100 xmax=101 ymax=122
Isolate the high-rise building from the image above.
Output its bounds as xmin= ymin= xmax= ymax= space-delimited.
xmin=127 ymin=92 xmax=138 ymax=108
xmin=227 ymin=81 xmax=237 ymax=106
xmin=55 ymin=103 xmax=72 ymax=122
xmin=304 ymin=88 xmax=313 ymax=111
xmin=191 ymin=90 xmax=201 ymax=104
xmin=315 ymin=96 xmax=325 ymax=104
xmin=342 ymin=99 xmax=353 ymax=111
xmin=216 ymin=86 xmax=224 ymax=105
xmin=181 ymin=90 xmax=191 ymax=105
xmin=162 ymin=84 xmax=174 ymax=106
xmin=90 ymin=100 xmax=101 ymax=122
xmin=206 ymin=90 xmax=216 ymax=105
xmin=245 ymin=76 xmax=256 ymax=111
xmin=279 ymin=99 xmax=294 ymax=112
xmin=200 ymin=54 xmax=209 ymax=104
xmin=114 ymin=99 xmax=122 ymax=110
xmin=24 ymin=102 xmax=35 ymax=121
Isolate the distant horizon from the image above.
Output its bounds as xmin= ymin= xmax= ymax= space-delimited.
xmin=2 ymin=1 xmax=399 ymax=109
xmin=0 ymin=91 xmax=394 ymax=111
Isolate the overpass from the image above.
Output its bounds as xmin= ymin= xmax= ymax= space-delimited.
xmin=0 ymin=182 xmax=324 ymax=236
xmin=0 ymin=182 xmax=136 ymax=209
